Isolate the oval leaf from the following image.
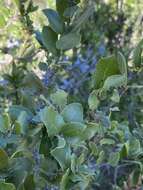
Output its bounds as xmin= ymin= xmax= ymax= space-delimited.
xmin=40 ymin=106 xmax=65 ymax=137
xmin=93 ymin=55 xmax=120 ymax=89
xmin=42 ymin=26 xmax=58 ymax=54
xmin=61 ymin=103 xmax=83 ymax=123
xmin=61 ymin=122 xmax=86 ymax=137
xmin=43 ymin=9 xmax=64 ymax=34
xmin=50 ymin=89 xmax=67 ymax=109
xmin=56 ymin=33 xmax=81 ymax=50
xmin=103 ymin=74 xmax=127 ymax=91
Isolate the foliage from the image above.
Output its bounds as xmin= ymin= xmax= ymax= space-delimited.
xmin=0 ymin=0 xmax=143 ymax=190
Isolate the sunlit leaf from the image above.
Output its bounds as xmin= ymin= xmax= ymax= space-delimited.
xmin=40 ymin=106 xmax=65 ymax=137
xmin=50 ymin=89 xmax=68 ymax=109
xmin=61 ymin=103 xmax=83 ymax=123
xmin=0 ymin=14 xmax=6 ymax=28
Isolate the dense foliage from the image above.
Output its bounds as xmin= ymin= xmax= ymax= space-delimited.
xmin=0 ymin=0 xmax=143 ymax=189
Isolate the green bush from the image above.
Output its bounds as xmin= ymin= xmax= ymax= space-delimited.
xmin=0 ymin=0 xmax=143 ymax=189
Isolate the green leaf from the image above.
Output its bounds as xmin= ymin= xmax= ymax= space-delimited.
xmin=93 ymin=55 xmax=120 ymax=89
xmin=77 ymin=153 xmax=85 ymax=165
xmin=40 ymin=106 xmax=65 ymax=137
xmin=61 ymin=122 xmax=86 ymax=137
xmin=14 ymin=121 xmax=21 ymax=134
xmin=111 ymin=89 xmax=120 ymax=103
xmin=9 ymin=105 xmax=33 ymax=120
xmin=81 ymin=122 xmax=99 ymax=140
xmin=130 ymin=169 xmax=141 ymax=186
xmin=56 ymin=0 xmax=80 ymax=18
xmin=42 ymin=26 xmax=58 ymax=54
xmin=22 ymin=72 xmax=45 ymax=92
xmin=8 ymin=157 xmax=32 ymax=187
xmin=0 ymin=182 xmax=16 ymax=190
xmin=63 ymin=6 xmax=78 ymax=18
xmin=61 ymin=103 xmax=83 ymax=123
xmin=70 ymin=174 xmax=91 ymax=190
xmin=56 ymin=33 xmax=81 ymax=50
xmin=39 ymin=131 xmax=51 ymax=157
xmin=108 ymin=152 xmax=120 ymax=166
xmin=0 ymin=135 xmax=20 ymax=149
xmin=72 ymin=6 xmax=94 ymax=32
xmin=60 ymin=168 xmax=70 ymax=190
xmin=50 ymin=89 xmax=68 ymax=109
xmin=0 ymin=113 xmax=10 ymax=133
xmin=89 ymin=142 xmax=99 ymax=157
xmin=133 ymin=39 xmax=143 ymax=67
xmin=71 ymin=154 xmax=76 ymax=174
xmin=56 ymin=0 xmax=68 ymax=18
xmin=96 ymin=151 xmax=105 ymax=164
xmin=100 ymin=138 xmax=115 ymax=145
xmin=24 ymin=175 xmax=35 ymax=190
xmin=0 ymin=148 xmax=9 ymax=170
xmin=128 ymin=137 xmax=141 ymax=157
xmin=93 ymin=53 xmax=127 ymax=91
xmin=51 ymin=136 xmax=71 ymax=170
xmin=40 ymin=158 xmax=58 ymax=178
xmin=21 ymin=91 xmax=35 ymax=112
xmin=88 ymin=90 xmax=99 ymax=110
xmin=13 ymin=0 xmax=19 ymax=6
xmin=43 ymin=9 xmax=64 ymax=34
xmin=102 ymin=74 xmax=127 ymax=91
xmin=120 ymin=143 xmax=129 ymax=159
xmin=0 ymin=14 xmax=6 ymax=28
xmin=17 ymin=111 xmax=29 ymax=134
xmin=117 ymin=52 xmax=127 ymax=76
